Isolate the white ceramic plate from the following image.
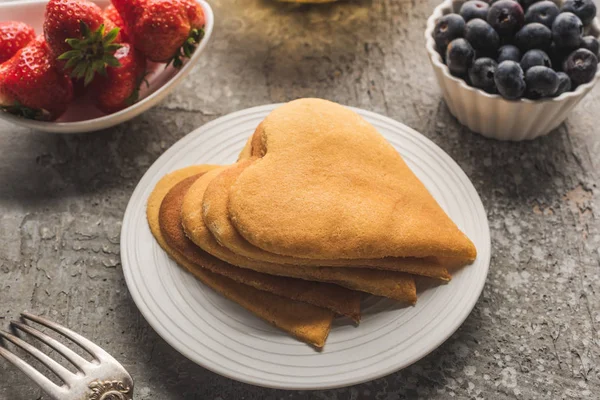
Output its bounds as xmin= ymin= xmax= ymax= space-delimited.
xmin=0 ymin=0 xmax=213 ymax=133
xmin=121 ymin=104 xmax=491 ymax=390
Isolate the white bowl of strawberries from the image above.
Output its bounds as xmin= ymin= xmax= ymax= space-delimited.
xmin=0 ymin=0 xmax=213 ymax=133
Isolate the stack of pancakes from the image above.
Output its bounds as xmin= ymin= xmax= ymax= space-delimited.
xmin=147 ymin=98 xmax=477 ymax=348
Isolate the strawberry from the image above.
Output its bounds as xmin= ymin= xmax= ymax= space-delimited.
xmin=104 ymin=4 xmax=129 ymax=42
xmin=72 ymin=77 xmax=89 ymax=99
xmin=0 ymin=36 xmax=73 ymax=121
xmin=93 ymin=43 xmax=146 ymax=114
xmin=44 ymin=0 xmax=123 ymax=85
xmin=111 ymin=0 xmax=205 ymax=66
xmin=0 ymin=21 xmax=36 ymax=63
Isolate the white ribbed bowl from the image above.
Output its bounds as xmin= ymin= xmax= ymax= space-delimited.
xmin=425 ymin=0 xmax=600 ymax=141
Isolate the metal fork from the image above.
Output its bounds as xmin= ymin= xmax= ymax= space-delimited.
xmin=0 ymin=312 xmax=133 ymax=400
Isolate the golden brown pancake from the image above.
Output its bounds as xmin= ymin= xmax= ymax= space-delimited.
xmin=237 ymin=134 xmax=254 ymax=161
xmin=160 ymin=174 xmax=361 ymax=322
xmin=182 ymin=168 xmax=418 ymax=303
xmin=228 ymin=99 xmax=478 ymax=261
xmin=147 ymin=166 xmax=333 ymax=347
xmin=202 ymin=159 xmax=452 ymax=279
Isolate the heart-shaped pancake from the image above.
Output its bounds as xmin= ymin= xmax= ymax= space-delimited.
xmin=160 ymin=172 xmax=361 ymax=321
xmin=181 ymin=168 xmax=419 ymax=303
xmin=203 ymin=159 xmax=451 ymax=279
xmin=238 ymin=134 xmax=254 ymax=161
xmin=228 ymin=99 xmax=477 ymax=260
xmin=147 ymin=166 xmax=333 ymax=347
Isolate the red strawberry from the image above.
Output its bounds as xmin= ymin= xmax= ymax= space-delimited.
xmin=93 ymin=43 xmax=146 ymax=114
xmin=0 ymin=36 xmax=73 ymax=121
xmin=44 ymin=0 xmax=123 ymax=85
xmin=0 ymin=21 xmax=36 ymax=63
xmin=44 ymin=0 xmax=104 ymax=58
xmin=104 ymin=4 xmax=129 ymax=42
xmin=71 ymin=77 xmax=89 ymax=98
xmin=111 ymin=0 xmax=205 ymax=66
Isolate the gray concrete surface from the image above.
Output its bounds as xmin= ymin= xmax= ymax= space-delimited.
xmin=1 ymin=0 xmax=599 ymax=399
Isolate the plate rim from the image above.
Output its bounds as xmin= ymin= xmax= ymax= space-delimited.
xmin=120 ymin=103 xmax=491 ymax=390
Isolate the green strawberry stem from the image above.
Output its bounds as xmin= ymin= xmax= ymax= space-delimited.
xmin=1 ymin=102 xmax=51 ymax=121
xmin=58 ymin=21 xmax=122 ymax=86
xmin=167 ymin=28 xmax=205 ymax=69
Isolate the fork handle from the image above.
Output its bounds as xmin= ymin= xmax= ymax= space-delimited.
xmin=88 ymin=380 xmax=133 ymax=400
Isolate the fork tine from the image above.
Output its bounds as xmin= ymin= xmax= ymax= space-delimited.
xmin=0 ymin=346 xmax=66 ymax=400
xmin=21 ymin=313 xmax=110 ymax=361
xmin=11 ymin=321 xmax=89 ymax=372
xmin=0 ymin=330 xmax=74 ymax=384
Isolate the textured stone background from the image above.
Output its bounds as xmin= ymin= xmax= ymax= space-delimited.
xmin=1 ymin=0 xmax=599 ymax=399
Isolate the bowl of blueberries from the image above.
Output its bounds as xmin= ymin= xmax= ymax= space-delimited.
xmin=425 ymin=0 xmax=600 ymax=140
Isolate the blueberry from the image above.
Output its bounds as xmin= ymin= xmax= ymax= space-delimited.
xmin=580 ymin=36 xmax=600 ymax=57
xmin=520 ymin=49 xmax=552 ymax=71
xmin=552 ymin=12 xmax=583 ymax=49
xmin=461 ymin=1 xmax=491 ymax=21
xmin=434 ymin=14 xmax=466 ymax=54
xmin=515 ymin=23 xmax=552 ymax=51
xmin=525 ymin=66 xmax=559 ymax=98
xmin=488 ymin=0 xmax=525 ymax=36
xmin=524 ymin=1 xmax=559 ymax=28
xmin=465 ymin=19 xmax=501 ymax=55
xmin=446 ymin=38 xmax=476 ymax=76
xmin=519 ymin=0 xmax=543 ymax=10
xmin=561 ymin=0 xmax=597 ymax=26
xmin=549 ymin=42 xmax=570 ymax=70
xmin=468 ymin=57 xmax=499 ymax=92
xmin=554 ymin=71 xmax=572 ymax=95
xmin=495 ymin=60 xmax=527 ymax=98
xmin=498 ymin=44 xmax=522 ymax=62
xmin=563 ymin=48 xmax=598 ymax=85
